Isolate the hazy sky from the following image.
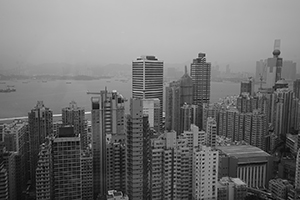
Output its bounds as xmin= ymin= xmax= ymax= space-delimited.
xmin=1 ymin=0 xmax=300 ymax=71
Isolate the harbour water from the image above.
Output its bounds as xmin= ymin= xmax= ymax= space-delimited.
xmin=0 ymin=79 xmax=240 ymax=120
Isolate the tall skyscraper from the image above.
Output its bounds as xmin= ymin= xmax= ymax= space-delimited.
xmin=28 ymin=101 xmax=53 ymax=186
xmin=165 ymin=67 xmax=193 ymax=133
xmin=132 ymin=55 xmax=164 ymax=130
xmin=266 ymin=39 xmax=283 ymax=89
xmin=191 ymin=53 xmax=211 ymax=130
xmin=91 ymin=89 xmax=126 ymax=199
xmin=125 ymin=99 xmax=150 ymax=200
xmin=62 ymin=101 xmax=87 ymax=149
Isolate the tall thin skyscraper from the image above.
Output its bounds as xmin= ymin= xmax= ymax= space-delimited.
xmin=125 ymin=99 xmax=150 ymax=200
xmin=132 ymin=55 xmax=163 ymax=130
xmin=91 ymin=89 xmax=125 ymax=199
xmin=28 ymin=101 xmax=52 ymax=186
xmin=62 ymin=101 xmax=86 ymax=149
xmin=165 ymin=67 xmax=193 ymax=133
xmin=191 ymin=53 xmax=211 ymax=130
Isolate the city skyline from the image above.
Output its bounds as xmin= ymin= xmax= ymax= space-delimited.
xmin=0 ymin=1 xmax=300 ymax=73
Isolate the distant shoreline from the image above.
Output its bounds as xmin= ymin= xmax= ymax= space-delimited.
xmin=0 ymin=111 xmax=92 ymax=123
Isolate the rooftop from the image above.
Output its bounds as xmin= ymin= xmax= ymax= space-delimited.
xmin=217 ymin=145 xmax=270 ymax=159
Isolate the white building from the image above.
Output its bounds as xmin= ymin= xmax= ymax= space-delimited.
xmin=192 ymin=146 xmax=219 ymax=200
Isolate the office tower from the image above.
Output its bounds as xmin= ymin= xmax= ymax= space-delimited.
xmin=206 ymin=117 xmax=217 ymax=148
xmin=35 ymin=127 xmax=93 ymax=200
xmin=180 ymin=65 xmax=194 ymax=105
xmin=52 ymin=127 xmax=82 ymax=199
xmin=165 ymin=67 xmax=194 ymax=133
xmin=266 ymin=39 xmax=283 ymax=89
xmin=191 ymin=53 xmax=211 ymax=130
xmin=91 ymin=89 xmax=126 ymax=199
xmin=28 ymin=101 xmax=53 ymax=186
xmin=217 ymin=177 xmax=247 ymax=200
xmin=217 ymin=145 xmax=273 ymax=188
xmin=132 ymin=56 xmax=164 ymax=130
xmin=296 ymin=149 xmax=300 ymax=189
xmin=62 ymin=101 xmax=87 ymax=149
xmin=255 ymin=59 xmax=267 ymax=83
xmin=282 ymin=60 xmax=297 ymax=81
xmin=269 ymin=178 xmax=292 ymax=200
xmin=192 ymin=146 xmax=219 ymax=200
xmin=294 ymin=79 xmax=300 ymax=99
xmin=142 ymin=98 xmax=161 ymax=132
xmin=165 ymin=81 xmax=180 ymax=132
xmin=0 ymin=158 xmax=8 ymax=200
xmin=125 ymin=99 xmax=150 ymax=200
xmin=240 ymin=77 xmax=254 ymax=95
xmin=106 ymin=134 xmax=126 ymax=193
xmin=150 ymin=131 xmax=190 ymax=199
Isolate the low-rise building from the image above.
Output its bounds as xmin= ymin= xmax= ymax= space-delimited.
xmin=217 ymin=177 xmax=247 ymax=200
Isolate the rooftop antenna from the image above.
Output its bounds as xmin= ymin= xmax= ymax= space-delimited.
xmin=184 ymin=65 xmax=188 ymax=74
xmin=273 ymin=39 xmax=281 ymax=58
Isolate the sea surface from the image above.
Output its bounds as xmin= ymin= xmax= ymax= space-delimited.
xmin=0 ymin=79 xmax=240 ymax=119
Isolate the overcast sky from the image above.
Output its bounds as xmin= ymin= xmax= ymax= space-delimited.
xmin=0 ymin=0 xmax=299 ymax=71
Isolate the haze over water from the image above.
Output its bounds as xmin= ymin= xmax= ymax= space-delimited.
xmin=0 ymin=79 xmax=240 ymax=119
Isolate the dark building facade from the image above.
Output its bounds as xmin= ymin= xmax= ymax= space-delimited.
xmin=190 ymin=53 xmax=211 ymax=130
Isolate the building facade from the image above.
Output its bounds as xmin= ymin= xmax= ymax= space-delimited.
xmin=132 ymin=56 xmax=164 ymax=130
xmin=125 ymin=99 xmax=150 ymax=200
xmin=192 ymin=146 xmax=219 ymax=200
xmin=62 ymin=101 xmax=87 ymax=149
xmin=91 ymin=89 xmax=126 ymax=199
xmin=28 ymin=101 xmax=53 ymax=186
xmin=190 ymin=53 xmax=211 ymax=130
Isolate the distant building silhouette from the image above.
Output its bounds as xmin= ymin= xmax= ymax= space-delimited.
xmin=266 ymin=40 xmax=283 ymax=89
